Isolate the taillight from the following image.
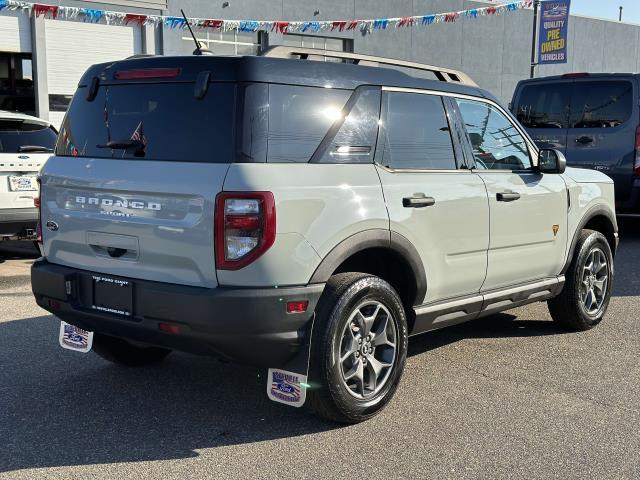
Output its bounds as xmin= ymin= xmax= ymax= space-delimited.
xmin=215 ymin=192 xmax=276 ymax=270
xmin=35 ymin=180 xmax=42 ymax=244
xmin=635 ymin=127 xmax=640 ymax=177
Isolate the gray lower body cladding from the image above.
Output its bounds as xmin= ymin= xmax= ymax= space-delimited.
xmin=31 ymin=259 xmax=324 ymax=366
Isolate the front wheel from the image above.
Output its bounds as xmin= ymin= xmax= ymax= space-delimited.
xmin=306 ymin=273 xmax=408 ymax=423
xmin=548 ymin=229 xmax=614 ymax=331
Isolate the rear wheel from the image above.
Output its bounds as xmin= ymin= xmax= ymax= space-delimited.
xmin=307 ymin=273 xmax=408 ymax=423
xmin=93 ymin=334 xmax=172 ymax=367
xmin=548 ymin=229 xmax=613 ymax=331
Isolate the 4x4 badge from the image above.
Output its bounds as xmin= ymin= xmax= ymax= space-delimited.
xmin=552 ymin=224 xmax=559 ymax=236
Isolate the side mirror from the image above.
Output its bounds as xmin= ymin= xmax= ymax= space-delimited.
xmin=538 ymin=148 xmax=566 ymax=174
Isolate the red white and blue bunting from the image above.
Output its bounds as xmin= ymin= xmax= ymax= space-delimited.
xmin=0 ymin=0 xmax=532 ymax=34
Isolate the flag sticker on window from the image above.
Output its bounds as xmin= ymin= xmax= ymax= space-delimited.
xmin=267 ymin=368 xmax=308 ymax=407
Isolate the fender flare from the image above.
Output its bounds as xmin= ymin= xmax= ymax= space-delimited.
xmin=309 ymin=229 xmax=427 ymax=306
xmin=561 ymin=204 xmax=618 ymax=275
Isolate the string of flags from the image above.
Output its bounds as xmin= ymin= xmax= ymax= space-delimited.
xmin=0 ymin=0 xmax=532 ymax=34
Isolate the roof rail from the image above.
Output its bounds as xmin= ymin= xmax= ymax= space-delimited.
xmin=261 ymin=46 xmax=477 ymax=87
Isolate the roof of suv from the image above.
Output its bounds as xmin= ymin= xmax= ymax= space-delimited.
xmin=516 ymin=72 xmax=639 ymax=85
xmin=79 ymin=54 xmax=492 ymax=101
xmin=0 ymin=110 xmax=51 ymax=126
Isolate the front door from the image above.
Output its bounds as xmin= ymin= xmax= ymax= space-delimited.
xmin=376 ymin=89 xmax=489 ymax=305
xmin=454 ymin=97 xmax=568 ymax=292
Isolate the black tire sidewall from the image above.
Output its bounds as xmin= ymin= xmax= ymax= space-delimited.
xmin=572 ymin=232 xmax=614 ymax=325
xmin=323 ymin=277 xmax=408 ymax=419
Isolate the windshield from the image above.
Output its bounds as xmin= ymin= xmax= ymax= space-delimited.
xmin=0 ymin=119 xmax=57 ymax=153
xmin=56 ymin=83 xmax=235 ymax=163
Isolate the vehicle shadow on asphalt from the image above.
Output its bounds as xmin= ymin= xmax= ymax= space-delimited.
xmin=0 ymin=314 xmax=338 ymax=473
xmin=0 ymin=310 xmax=567 ymax=473
xmin=614 ymin=220 xmax=640 ymax=297
xmin=408 ymin=313 xmax=561 ymax=357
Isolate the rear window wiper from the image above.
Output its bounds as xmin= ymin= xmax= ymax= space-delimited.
xmin=17 ymin=145 xmax=54 ymax=153
xmin=96 ymin=140 xmax=145 ymax=157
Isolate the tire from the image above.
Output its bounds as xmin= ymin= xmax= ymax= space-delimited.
xmin=306 ymin=272 xmax=409 ymax=424
xmin=92 ymin=333 xmax=172 ymax=367
xmin=548 ymin=229 xmax=614 ymax=331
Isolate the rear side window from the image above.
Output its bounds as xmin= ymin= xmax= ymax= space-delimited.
xmin=314 ymin=87 xmax=381 ymax=164
xmin=56 ymin=83 xmax=235 ymax=162
xmin=569 ymin=81 xmax=632 ymax=128
xmin=515 ymin=83 xmax=571 ymax=129
xmin=378 ymin=92 xmax=457 ymax=170
xmin=0 ymin=119 xmax=57 ymax=153
xmin=266 ymin=85 xmax=350 ymax=163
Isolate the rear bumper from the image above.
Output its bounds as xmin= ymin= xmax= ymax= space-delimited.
xmin=0 ymin=208 xmax=38 ymax=237
xmin=31 ymin=259 xmax=325 ymax=366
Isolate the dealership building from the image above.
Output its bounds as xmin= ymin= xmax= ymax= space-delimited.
xmin=2 ymin=0 xmax=640 ymax=127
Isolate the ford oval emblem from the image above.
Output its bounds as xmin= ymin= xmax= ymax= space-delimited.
xmin=18 ymin=155 xmax=30 ymax=160
xmin=46 ymin=221 xmax=59 ymax=231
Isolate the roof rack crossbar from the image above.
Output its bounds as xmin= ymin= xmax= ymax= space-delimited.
xmin=261 ymin=46 xmax=477 ymax=87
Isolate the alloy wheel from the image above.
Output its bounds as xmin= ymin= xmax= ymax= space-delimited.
xmin=338 ymin=300 xmax=397 ymax=399
xmin=581 ymin=247 xmax=609 ymax=315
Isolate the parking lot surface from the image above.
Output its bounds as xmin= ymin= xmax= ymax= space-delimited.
xmin=1 ymin=228 xmax=639 ymax=480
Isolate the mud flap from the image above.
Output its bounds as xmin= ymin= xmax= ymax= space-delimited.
xmin=266 ymin=313 xmax=315 ymax=407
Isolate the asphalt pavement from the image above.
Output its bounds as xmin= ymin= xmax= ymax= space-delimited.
xmin=0 ymin=226 xmax=639 ymax=480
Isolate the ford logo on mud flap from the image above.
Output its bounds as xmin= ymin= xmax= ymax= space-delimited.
xmin=277 ymin=383 xmax=295 ymax=394
xmin=46 ymin=221 xmax=59 ymax=231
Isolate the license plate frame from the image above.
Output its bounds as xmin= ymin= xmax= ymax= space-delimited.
xmin=91 ymin=275 xmax=133 ymax=317
xmin=8 ymin=175 xmax=37 ymax=192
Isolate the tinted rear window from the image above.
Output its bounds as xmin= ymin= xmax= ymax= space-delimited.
xmin=0 ymin=119 xmax=57 ymax=153
xmin=56 ymin=83 xmax=235 ymax=162
xmin=515 ymin=79 xmax=634 ymax=130
xmin=515 ymin=83 xmax=571 ymax=129
xmin=569 ymin=80 xmax=632 ymax=128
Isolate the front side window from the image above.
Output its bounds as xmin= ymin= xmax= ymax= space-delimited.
xmin=569 ymin=81 xmax=632 ymax=129
xmin=456 ymin=99 xmax=531 ymax=171
xmin=379 ymin=92 xmax=457 ymax=170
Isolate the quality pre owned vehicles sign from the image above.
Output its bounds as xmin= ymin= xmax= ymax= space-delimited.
xmin=538 ymin=0 xmax=571 ymax=65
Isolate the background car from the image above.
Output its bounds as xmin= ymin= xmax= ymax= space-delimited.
xmin=511 ymin=73 xmax=640 ymax=218
xmin=0 ymin=110 xmax=56 ymax=241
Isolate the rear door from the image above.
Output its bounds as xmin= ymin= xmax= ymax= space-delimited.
xmin=565 ymin=78 xmax=637 ymax=205
xmin=42 ymin=79 xmax=237 ymax=288
xmin=512 ymin=80 xmax=571 ymax=155
xmin=376 ymin=88 xmax=489 ymax=305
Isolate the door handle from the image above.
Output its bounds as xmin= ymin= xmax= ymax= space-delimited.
xmin=576 ymin=136 xmax=593 ymax=144
xmin=403 ymin=195 xmax=436 ymax=208
xmin=496 ymin=191 xmax=521 ymax=202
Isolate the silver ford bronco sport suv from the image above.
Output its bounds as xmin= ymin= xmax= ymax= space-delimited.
xmin=31 ymin=47 xmax=618 ymax=423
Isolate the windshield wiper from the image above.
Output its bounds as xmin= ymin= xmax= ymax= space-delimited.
xmin=17 ymin=145 xmax=54 ymax=153
xmin=96 ymin=140 xmax=145 ymax=157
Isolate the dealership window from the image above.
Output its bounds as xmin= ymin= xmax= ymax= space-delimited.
xmin=0 ymin=53 xmax=35 ymax=116
xmin=182 ymin=30 xmax=262 ymax=55
xmin=282 ymin=34 xmax=353 ymax=55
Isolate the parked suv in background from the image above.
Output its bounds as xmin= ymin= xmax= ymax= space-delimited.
xmin=511 ymin=73 xmax=639 ymax=217
xmin=0 ymin=111 xmax=55 ymax=241
xmin=31 ymin=48 xmax=618 ymax=423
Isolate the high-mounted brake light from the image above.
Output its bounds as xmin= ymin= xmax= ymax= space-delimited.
xmin=215 ymin=192 xmax=276 ymax=271
xmin=561 ymin=72 xmax=590 ymax=79
xmin=634 ymin=127 xmax=640 ymax=178
xmin=114 ymin=68 xmax=181 ymax=80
